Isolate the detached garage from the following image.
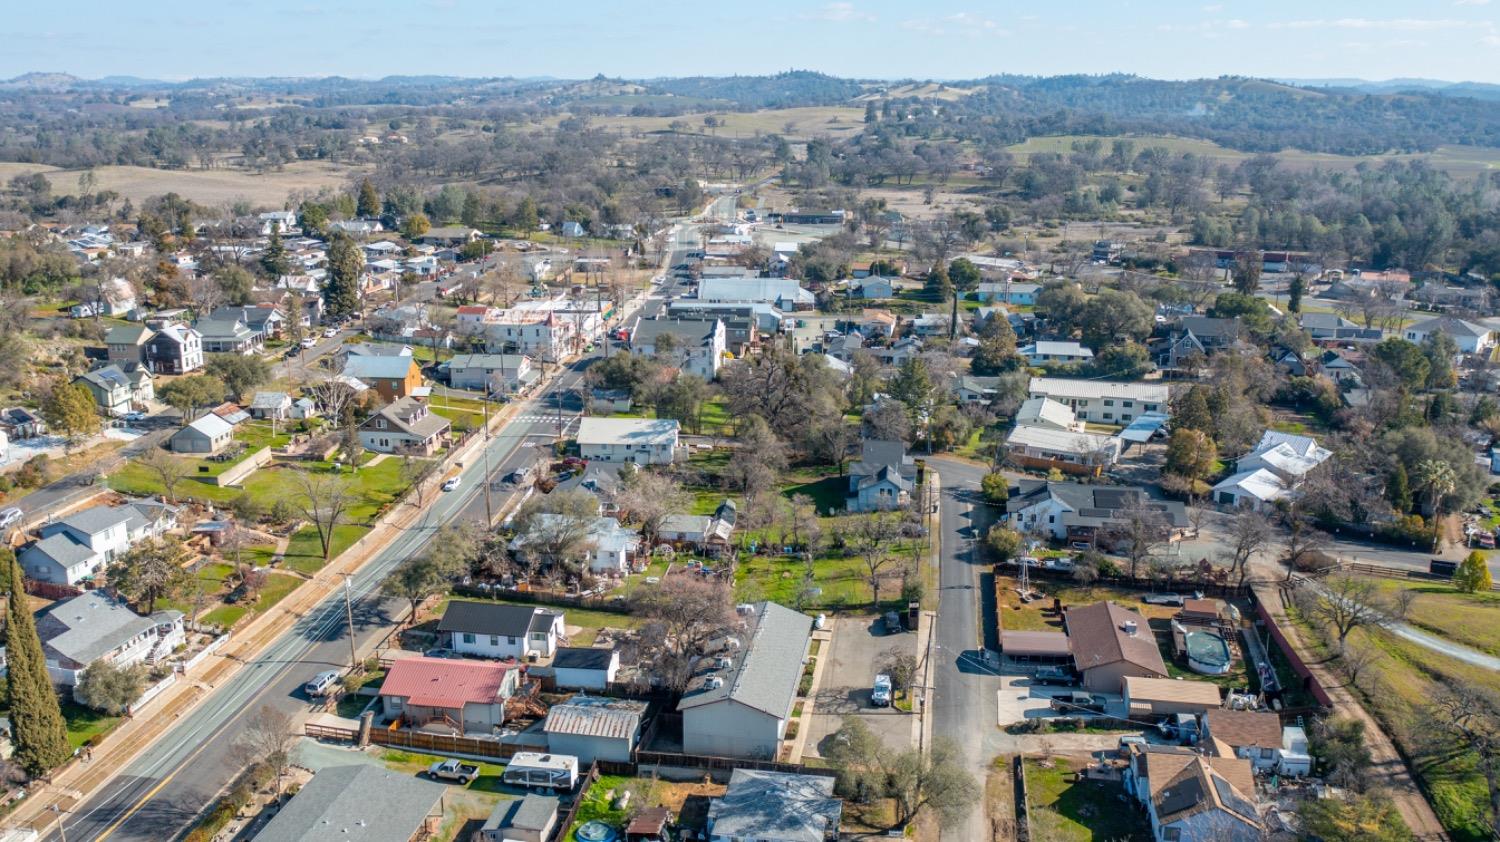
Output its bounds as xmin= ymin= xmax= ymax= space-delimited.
xmin=542 ymin=696 xmax=647 ymax=764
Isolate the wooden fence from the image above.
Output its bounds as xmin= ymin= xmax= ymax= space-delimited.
xmin=369 ymin=727 xmax=525 ymax=760
xmin=1341 ymin=560 xmax=1500 ymax=591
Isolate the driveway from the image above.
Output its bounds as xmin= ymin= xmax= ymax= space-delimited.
xmin=803 ymin=616 xmax=916 ymax=758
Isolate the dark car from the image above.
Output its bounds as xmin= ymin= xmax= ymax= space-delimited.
xmin=1033 ymin=666 xmax=1075 ymax=685
xmin=884 ymin=611 xmax=903 ymax=634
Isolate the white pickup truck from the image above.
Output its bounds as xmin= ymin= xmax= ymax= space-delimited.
xmin=425 ymin=758 xmax=480 ymax=784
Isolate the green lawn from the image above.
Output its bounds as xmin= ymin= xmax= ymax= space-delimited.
xmin=565 ymin=774 xmax=633 ymax=842
xmin=200 ymin=571 xmax=304 ymax=628
xmin=1359 ymin=575 xmax=1500 ymax=657
xmin=63 ymin=702 xmax=121 ymax=749
xmin=1024 ymin=757 xmax=1150 ymax=841
xmin=782 ymin=475 xmax=845 ymax=515
xmin=429 ymin=395 xmax=489 ymax=433
xmin=375 ymin=747 xmax=509 ymax=792
xmin=605 ymin=396 xmax=734 ymax=436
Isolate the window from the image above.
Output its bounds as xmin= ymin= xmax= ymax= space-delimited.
xmin=508 ymin=636 xmax=518 ymax=645
xmin=462 ymin=633 xmax=476 ymax=644
xmin=1261 ymin=748 xmax=1275 ymax=759
xmin=1123 ymin=401 xmax=1134 ymax=408
xmin=1047 ymin=515 xmax=1055 ymax=524
xmin=1103 ymin=413 xmax=1113 ymax=420
xmin=1103 ymin=399 xmax=1114 ymax=407
xmin=388 ymin=697 xmax=403 ymax=710
xmin=490 ymin=635 xmax=500 ymax=646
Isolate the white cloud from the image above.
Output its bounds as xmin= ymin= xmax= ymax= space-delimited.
xmin=1272 ymin=18 xmax=1469 ymax=31
xmin=804 ymin=2 xmax=875 ymax=23
xmin=1226 ymin=19 xmax=1250 ymax=29
xmin=901 ymin=11 xmax=1010 ymax=37
xmin=1455 ymin=0 xmax=1491 ymax=6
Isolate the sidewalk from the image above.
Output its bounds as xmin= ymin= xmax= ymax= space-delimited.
xmin=1254 ymin=584 xmax=1449 ymax=841
xmin=7 ymin=365 xmax=547 ymax=836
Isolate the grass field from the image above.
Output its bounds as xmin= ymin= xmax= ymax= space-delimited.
xmin=537 ymin=105 xmax=867 ymax=141
xmin=1004 ymin=134 xmax=1500 ymax=177
xmin=0 ymin=160 xmax=367 ymax=207
xmin=1358 ymin=575 xmax=1500 ymax=657
xmin=1023 ymin=756 xmax=1151 ymax=841
xmin=1290 ymin=606 xmax=1500 ymax=841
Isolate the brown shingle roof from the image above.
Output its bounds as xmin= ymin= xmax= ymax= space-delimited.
xmin=1122 ymin=676 xmax=1222 ymax=707
xmin=1204 ymin=709 xmax=1282 ymax=750
xmin=1065 ymin=601 xmax=1167 ymax=677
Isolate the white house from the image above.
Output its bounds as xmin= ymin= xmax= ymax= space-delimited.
xmin=679 ymin=601 xmax=813 ymax=759
xmin=447 ymin=353 xmax=536 ymax=395
xmin=549 ymin=646 xmax=621 ymax=691
xmin=170 ymin=413 xmax=234 ymax=454
xmin=35 ymin=590 xmax=184 ymax=688
xmin=1021 ymin=340 xmax=1094 ymax=366
xmin=258 ymin=210 xmax=298 ymax=235
xmin=1027 ymin=377 xmax=1169 ymax=425
xmin=1015 ymin=397 xmax=1084 ymax=432
xmin=629 ymin=319 xmax=727 ymax=380
xmin=1404 ymin=315 xmax=1495 ymax=355
xmin=510 ymin=515 xmax=640 ymax=576
xmin=1211 ymin=430 xmax=1332 ymax=510
xmin=576 ymin=417 xmax=679 ymax=465
xmin=1005 ymin=425 xmax=1121 ymax=471
xmin=20 ymin=505 xmax=135 ymax=585
xmin=697 ymin=277 xmax=814 ymax=310
xmin=437 ymin=601 xmax=564 ymax=661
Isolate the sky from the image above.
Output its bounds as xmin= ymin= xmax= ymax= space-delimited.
xmin=5 ymin=0 xmax=1500 ymax=84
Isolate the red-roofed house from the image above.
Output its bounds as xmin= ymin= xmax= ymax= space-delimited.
xmin=378 ymin=656 xmax=519 ymax=735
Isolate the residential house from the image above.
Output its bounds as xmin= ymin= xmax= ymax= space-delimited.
xmin=1299 ymin=313 xmax=1383 ymax=344
xmin=869 ymin=336 xmax=923 ymax=367
xmin=1211 ymin=430 xmax=1332 ymax=510
xmin=549 ymin=646 xmax=621 ymax=691
xmin=543 ymin=696 xmax=648 ymax=764
xmin=289 ymin=397 xmax=318 ymax=420
xmin=1027 ymin=377 xmax=1169 ymax=424
xmin=857 ymin=309 xmax=898 ymax=339
xmin=1405 ymin=315 xmax=1495 ymax=355
xmin=419 ymin=226 xmax=482 ymax=246
xmin=846 ymin=439 xmax=917 ymax=512
xmin=629 ymin=318 xmax=727 ymax=380
xmin=1021 ymin=341 xmax=1095 ymax=366
xmin=329 ymin=218 xmax=383 ymax=237
xmin=70 ymin=278 xmax=136 ymax=319
xmin=254 ymin=764 xmax=446 ymax=842
xmin=446 ymin=353 xmax=536 ymax=395
xmin=208 ymin=305 xmax=286 ymax=341
xmin=379 ymin=656 xmax=519 ymax=735
xmin=35 ymin=590 xmax=184 ymax=687
xmin=105 ymin=324 xmax=154 ymax=366
xmin=577 ymin=417 xmax=679 ymax=465
xmin=511 ymin=515 xmax=640 ymax=575
xmin=560 ymin=220 xmax=586 ymax=238
xmin=257 ymin=210 xmax=298 ymax=235
xmin=437 ymin=601 xmax=564 ymax=661
xmin=1064 ymin=601 xmax=1169 ymax=694
xmin=706 ymin=769 xmax=841 ymax=842
xmin=20 ymin=503 xmax=138 ymax=585
xmin=145 ymin=322 xmax=203 ymax=374
xmin=589 ymin=388 xmax=633 ymax=413
xmin=454 ymin=305 xmax=497 ymax=335
xmin=855 ymin=276 xmax=895 ymax=299
xmin=358 ymin=397 xmax=451 ymax=455
xmin=1200 ymin=709 xmax=1284 ymax=772
xmin=0 ymin=407 xmax=45 ymax=440
xmin=195 ymin=318 xmax=261 ymax=355
xmin=1122 ymin=747 xmax=1262 ymax=842
xmin=910 ymin=313 xmax=953 ymax=337
xmin=975 ymin=281 xmax=1040 ymax=306
xmin=342 ymin=354 xmax=423 ymax=401
xmin=75 ymin=365 xmax=153 ymax=416
xmin=476 ymin=795 xmax=559 ymax=842
xmin=657 ymin=500 xmax=737 ymax=557
xmin=954 ymin=375 xmax=1002 ymax=405
xmin=1005 ymin=481 xmax=1188 ymax=546
xmin=1122 ymin=676 xmax=1223 ymax=717
xmin=248 ymin=391 xmax=292 ymax=421
xmin=679 ymin=601 xmax=813 ymax=759
xmin=169 ymin=414 xmax=234 ymax=454
xmin=664 ymin=303 xmax=763 ymax=355
xmin=1004 ymin=425 xmax=1121 ymax=475
xmin=697 ymin=277 xmax=814 ymax=310
xmin=1015 ymin=397 xmax=1084 ymax=432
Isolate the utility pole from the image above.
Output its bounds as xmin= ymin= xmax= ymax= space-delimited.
xmin=343 ymin=576 xmax=358 ymax=671
xmin=481 ymin=394 xmax=493 ymax=525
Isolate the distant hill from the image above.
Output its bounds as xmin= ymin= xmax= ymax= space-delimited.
xmin=1277 ymin=77 xmax=1500 ymax=101
xmin=0 ymin=72 xmax=84 ymax=90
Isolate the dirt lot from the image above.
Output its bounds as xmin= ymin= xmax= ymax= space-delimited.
xmin=0 ymin=160 xmax=367 ymax=207
xmin=803 ymin=616 xmax=916 ymax=758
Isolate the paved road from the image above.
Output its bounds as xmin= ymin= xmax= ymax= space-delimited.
xmin=928 ymin=457 xmax=1003 ymax=841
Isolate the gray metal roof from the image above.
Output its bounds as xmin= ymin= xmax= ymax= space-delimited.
xmin=707 ymin=769 xmax=840 ymax=842
xmin=480 ymin=794 xmax=559 ymax=833
xmin=343 ymin=354 xmax=417 ymax=380
xmin=38 ymin=591 xmax=157 ymax=665
xmin=253 ymin=765 xmax=445 ymax=842
xmin=678 ymin=601 xmax=812 ymax=717
xmin=543 ymin=697 xmax=646 ymax=739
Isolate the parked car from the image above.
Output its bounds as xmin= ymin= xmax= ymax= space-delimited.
xmin=1044 ymin=556 xmax=1075 ymax=571
xmin=1049 ymin=692 xmax=1107 ymax=713
xmin=423 ymin=648 xmax=460 ymax=659
xmin=303 ymin=670 xmax=341 ymax=698
xmin=323 ymin=327 xmax=339 ymax=338
xmin=426 ymin=758 xmax=480 ymax=784
xmin=441 ymin=477 xmax=461 ymax=492
xmin=122 ymin=411 xmax=146 ymax=423
xmin=813 ymin=613 xmax=826 ymax=631
xmin=0 ymin=507 xmax=23 ymax=530
xmin=884 ymin=610 xmax=903 ymax=634
xmin=871 ymin=674 xmax=893 ymax=707
xmin=1032 ymin=665 xmax=1075 ymax=685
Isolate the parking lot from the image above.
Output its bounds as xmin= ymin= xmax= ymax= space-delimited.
xmin=803 ymin=616 xmax=917 ymax=759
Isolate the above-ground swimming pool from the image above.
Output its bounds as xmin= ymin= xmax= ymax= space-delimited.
xmin=1184 ymin=630 xmax=1232 ymax=675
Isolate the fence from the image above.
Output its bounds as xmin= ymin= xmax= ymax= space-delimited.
xmin=994 ymin=562 xmax=1253 ymax=601
xmin=448 ymin=584 xmax=636 ymax=615
xmin=128 ymin=672 xmax=178 ymax=714
xmin=24 ymin=579 xmax=82 ymax=600
xmin=1013 ymin=755 xmax=1031 ymax=842
xmin=1341 ymin=560 xmax=1500 ymax=591
xmin=1250 ymin=590 xmax=1334 ymax=709
xmin=368 ymin=727 xmax=524 ymax=760
xmin=551 ymin=763 xmax=602 ymax=839
xmin=179 ymin=632 xmax=232 ymax=673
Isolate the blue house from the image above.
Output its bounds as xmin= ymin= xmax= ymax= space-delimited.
xmin=847 ymin=439 xmax=917 ymax=512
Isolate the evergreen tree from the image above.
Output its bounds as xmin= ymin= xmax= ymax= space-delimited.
xmin=461 ymin=191 xmax=484 ymax=229
xmin=1173 ymin=386 xmax=1215 ymax=436
xmin=42 ymin=381 xmax=101 ymax=445
xmin=512 ymin=197 xmax=539 ymax=236
xmin=323 ymin=234 xmax=363 ymax=321
xmin=356 ymin=178 xmax=381 ymax=218
xmin=260 ymin=227 xmax=290 ymax=278
xmin=1386 ymin=463 xmax=1413 ymax=514
xmin=4 ymin=549 xmax=72 ymax=776
xmin=1287 ymin=275 xmax=1306 ymax=313
xmin=924 ymin=263 xmax=952 ymax=299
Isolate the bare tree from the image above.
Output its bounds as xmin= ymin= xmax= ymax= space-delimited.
xmin=1105 ymin=498 xmax=1172 ymax=580
xmin=1340 ymin=641 xmax=1379 ymax=689
xmin=138 ymin=446 xmax=190 ymax=504
xmin=235 ymin=705 xmax=298 ymax=794
xmin=851 ymin=513 xmax=902 ymax=611
xmin=630 ymin=576 xmax=736 ymax=689
xmin=615 ymin=470 xmax=689 ymax=546
xmin=1432 ymin=685 xmax=1500 ymax=838
xmin=1221 ymin=508 xmax=1274 ymax=587
xmin=306 ymin=374 xmax=359 ymax=426
xmin=292 ymin=471 xmax=356 ymax=561
xmin=1391 ymin=588 xmax=1418 ymax=621
xmin=1304 ymin=576 xmax=1385 ymax=655
xmin=1280 ymin=507 xmax=1331 ymax=581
